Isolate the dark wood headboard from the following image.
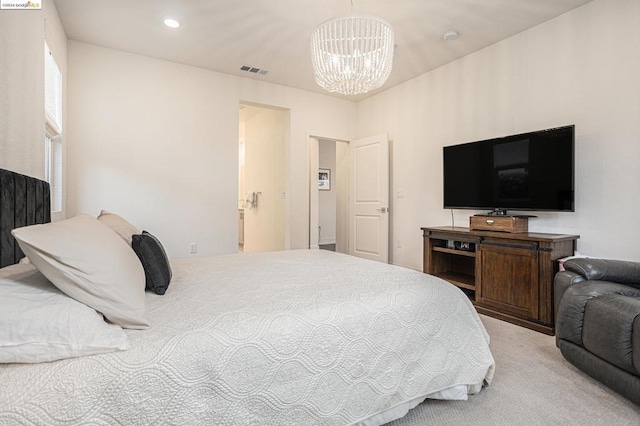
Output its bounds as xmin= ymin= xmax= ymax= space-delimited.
xmin=0 ymin=169 xmax=51 ymax=268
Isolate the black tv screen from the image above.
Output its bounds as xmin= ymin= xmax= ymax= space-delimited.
xmin=443 ymin=125 xmax=574 ymax=212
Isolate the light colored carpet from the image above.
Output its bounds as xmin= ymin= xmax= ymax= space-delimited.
xmin=389 ymin=315 xmax=640 ymax=425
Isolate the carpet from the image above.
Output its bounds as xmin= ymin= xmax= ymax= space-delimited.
xmin=389 ymin=315 xmax=640 ymax=425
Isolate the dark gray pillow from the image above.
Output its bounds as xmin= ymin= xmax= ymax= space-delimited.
xmin=131 ymin=231 xmax=172 ymax=295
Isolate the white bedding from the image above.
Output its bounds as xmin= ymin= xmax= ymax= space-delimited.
xmin=0 ymin=250 xmax=495 ymax=425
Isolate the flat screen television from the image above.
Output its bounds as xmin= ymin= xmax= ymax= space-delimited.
xmin=443 ymin=125 xmax=574 ymax=213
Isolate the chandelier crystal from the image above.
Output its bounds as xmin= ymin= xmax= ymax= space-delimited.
xmin=310 ymin=14 xmax=394 ymax=95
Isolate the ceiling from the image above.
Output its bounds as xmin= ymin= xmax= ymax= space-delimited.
xmin=53 ymin=0 xmax=594 ymax=101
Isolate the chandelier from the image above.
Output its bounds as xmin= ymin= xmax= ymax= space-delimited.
xmin=310 ymin=13 xmax=394 ymax=96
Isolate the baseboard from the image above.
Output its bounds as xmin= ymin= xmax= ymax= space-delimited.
xmin=319 ymin=238 xmax=336 ymax=245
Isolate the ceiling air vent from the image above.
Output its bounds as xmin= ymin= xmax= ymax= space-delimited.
xmin=240 ymin=65 xmax=269 ymax=75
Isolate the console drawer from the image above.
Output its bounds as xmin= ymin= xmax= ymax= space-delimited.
xmin=470 ymin=216 xmax=528 ymax=233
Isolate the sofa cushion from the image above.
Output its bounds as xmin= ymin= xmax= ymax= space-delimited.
xmin=582 ymin=294 xmax=640 ymax=376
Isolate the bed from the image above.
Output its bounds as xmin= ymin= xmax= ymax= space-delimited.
xmin=0 ymin=168 xmax=495 ymax=425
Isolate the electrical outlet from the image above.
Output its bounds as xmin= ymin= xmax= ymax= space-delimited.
xmin=189 ymin=243 xmax=197 ymax=254
xmin=395 ymin=238 xmax=402 ymax=248
xmin=280 ymin=191 xmax=286 ymax=199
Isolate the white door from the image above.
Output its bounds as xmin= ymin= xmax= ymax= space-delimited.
xmin=349 ymin=133 xmax=389 ymax=263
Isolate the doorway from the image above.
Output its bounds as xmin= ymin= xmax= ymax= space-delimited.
xmin=318 ymin=139 xmax=349 ymax=253
xmin=238 ymin=103 xmax=288 ymax=253
xmin=309 ymin=133 xmax=390 ymax=262
xmin=309 ymin=137 xmax=350 ymax=254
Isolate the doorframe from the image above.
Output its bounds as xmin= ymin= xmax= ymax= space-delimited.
xmin=308 ymin=135 xmax=350 ymax=252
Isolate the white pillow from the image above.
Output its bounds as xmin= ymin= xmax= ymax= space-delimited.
xmin=12 ymin=215 xmax=149 ymax=329
xmin=0 ymin=263 xmax=128 ymax=363
xmin=97 ymin=210 xmax=140 ymax=246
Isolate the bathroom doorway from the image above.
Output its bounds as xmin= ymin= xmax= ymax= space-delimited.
xmin=238 ymin=103 xmax=288 ymax=253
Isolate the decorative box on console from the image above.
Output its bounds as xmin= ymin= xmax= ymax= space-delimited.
xmin=470 ymin=215 xmax=528 ymax=233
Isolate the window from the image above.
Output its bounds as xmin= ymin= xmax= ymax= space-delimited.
xmin=45 ymin=134 xmax=62 ymax=211
xmin=44 ymin=42 xmax=62 ymax=212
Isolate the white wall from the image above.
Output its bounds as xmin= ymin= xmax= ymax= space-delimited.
xmin=0 ymin=1 xmax=66 ymax=189
xmin=0 ymin=9 xmax=44 ymax=178
xmin=318 ymin=141 xmax=336 ymax=245
xmin=242 ymin=108 xmax=286 ymax=252
xmin=67 ymin=41 xmax=357 ymax=257
xmin=357 ymin=0 xmax=640 ymax=269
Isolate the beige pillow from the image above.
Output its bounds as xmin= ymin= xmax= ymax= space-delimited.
xmin=12 ymin=215 xmax=149 ymax=329
xmin=97 ymin=210 xmax=140 ymax=246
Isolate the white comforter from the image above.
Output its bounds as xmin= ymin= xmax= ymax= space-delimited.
xmin=0 ymin=250 xmax=494 ymax=425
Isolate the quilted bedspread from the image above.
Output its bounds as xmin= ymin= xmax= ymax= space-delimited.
xmin=0 ymin=250 xmax=494 ymax=425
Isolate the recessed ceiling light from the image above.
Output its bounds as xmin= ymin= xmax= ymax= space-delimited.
xmin=163 ymin=18 xmax=181 ymax=29
xmin=443 ymin=30 xmax=459 ymax=41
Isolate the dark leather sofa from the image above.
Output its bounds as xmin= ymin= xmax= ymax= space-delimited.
xmin=554 ymin=258 xmax=640 ymax=405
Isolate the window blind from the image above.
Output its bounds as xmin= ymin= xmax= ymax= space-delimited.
xmin=44 ymin=41 xmax=63 ymax=213
xmin=44 ymin=42 xmax=62 ymax=135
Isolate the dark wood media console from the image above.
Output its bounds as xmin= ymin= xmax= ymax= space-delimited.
xmin=422 ymin=226 xmax=579 ymax=335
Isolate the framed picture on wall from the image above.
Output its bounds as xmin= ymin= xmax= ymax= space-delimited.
xmin=319 ymin=169 xmax=331 ymax=190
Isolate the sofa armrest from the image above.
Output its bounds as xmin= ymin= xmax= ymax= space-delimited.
xmin=556 ymin=281 xmax=640 ymax=347
xmin=554 ymin=270 xmax=586 ymax=320
xmin=563 ymin=258 xmax=640 ymax=285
